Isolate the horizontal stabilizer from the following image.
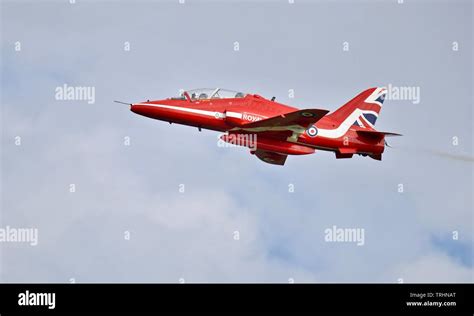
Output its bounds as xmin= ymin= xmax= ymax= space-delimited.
xmin=356 ymin=130 xmax=402 ymax=140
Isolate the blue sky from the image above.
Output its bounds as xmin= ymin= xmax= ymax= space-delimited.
xmin=0 ymin=0 xmax=472 ymax=282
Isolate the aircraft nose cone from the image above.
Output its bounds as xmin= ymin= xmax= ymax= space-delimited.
xmin=130 ymin=103 xmax=146 ymax=116
xmin=130 ymin=103 xmax=155 ymax=118
xmin=130 ymin=103 xmax=146 ymax=113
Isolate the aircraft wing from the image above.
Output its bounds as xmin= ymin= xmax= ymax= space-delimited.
xmin=241 ymin=109 xmax=329 ymax=132
xmin=232 ymin=109 xmax=328 ymax=165
xmin=253 ymin=150 xmax=288 ymax=166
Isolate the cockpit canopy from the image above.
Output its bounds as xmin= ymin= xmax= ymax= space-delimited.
xmin=176 ymin=88 xmax=246 ymax=100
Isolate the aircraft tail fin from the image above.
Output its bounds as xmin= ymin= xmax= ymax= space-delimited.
xmin=327 ymin=87 xmax=387 ymax=129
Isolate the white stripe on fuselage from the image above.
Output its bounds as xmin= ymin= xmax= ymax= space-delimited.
xmin=137 ymin=103 xmax=245 ymax=120
xmin=137 ymin=103 xmax=219 ymax=117
xmin=226 ymin=111 xmax=243 ymax=119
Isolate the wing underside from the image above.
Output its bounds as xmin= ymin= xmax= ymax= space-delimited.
xmin=230 ymin=108 xmax=328 ymax=166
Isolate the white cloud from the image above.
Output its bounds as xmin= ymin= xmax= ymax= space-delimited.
xmin=1 ymin=1 xmax=472 ymax=283
xmin=388 ymin=253 xmax=473 ymax=283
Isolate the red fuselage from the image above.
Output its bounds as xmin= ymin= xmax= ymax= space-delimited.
xmin=130 ymin=93 xmax=385 ymax=158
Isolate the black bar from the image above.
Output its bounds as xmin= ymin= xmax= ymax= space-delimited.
xmin=0 ymin=283 xmax=472 ymax=314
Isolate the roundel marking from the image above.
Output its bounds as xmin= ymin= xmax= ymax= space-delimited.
xmin=307 ymin=126 xmax=318 ymax=137
xmin=301 ymin=112 xmax=315 ymax=117
xmin=214 ymin=112 xmax=225 ymax=119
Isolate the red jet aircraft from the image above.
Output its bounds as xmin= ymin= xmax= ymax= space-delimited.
xmin=118 ymin=87 xmax=400 ymax=165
